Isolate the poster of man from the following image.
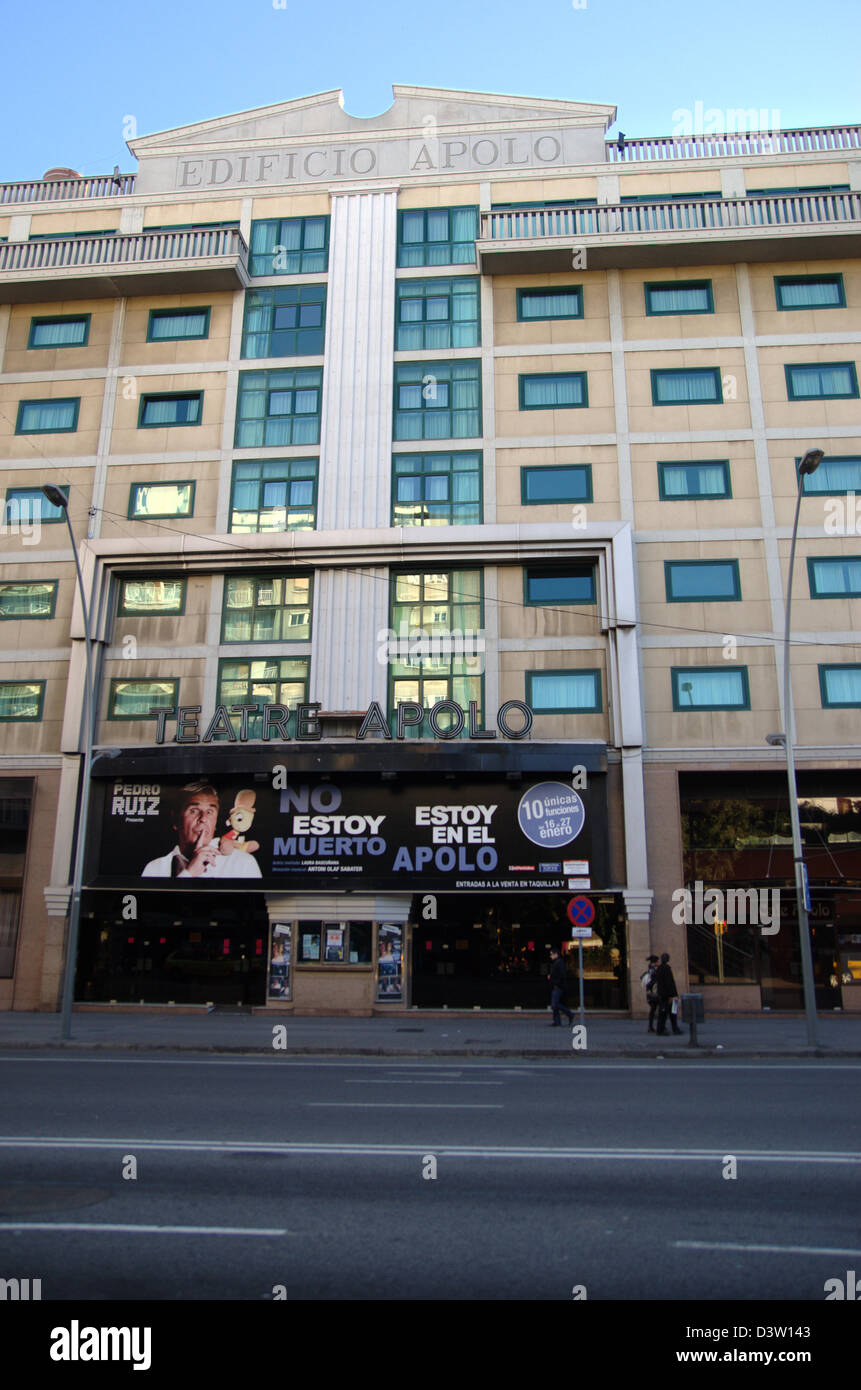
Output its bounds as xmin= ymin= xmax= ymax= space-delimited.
xmin=141 ymin=781 xmax=263 ymax=879
xmin=376 ymin=924 xmax=403 ymax=1002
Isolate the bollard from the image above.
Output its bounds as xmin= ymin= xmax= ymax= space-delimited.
xmin=680 ymin=992 xmax=704 ymax=1046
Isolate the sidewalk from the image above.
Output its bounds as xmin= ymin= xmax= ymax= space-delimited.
xmin=0 ymin=1008 xmax=859 ymax=1057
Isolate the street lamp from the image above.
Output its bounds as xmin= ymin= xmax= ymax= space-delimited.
xmin=42 ymin=483 xmax=94 ymax=1040
xmin=766 ymin=447 xmax=824 ymax=1047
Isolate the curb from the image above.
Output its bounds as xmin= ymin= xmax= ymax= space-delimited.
xmin=0 ymin=1041 xmax=858 ymax=1059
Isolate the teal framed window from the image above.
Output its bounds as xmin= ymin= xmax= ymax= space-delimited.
xmin=651 ymin=369 xmax=722 ymax=405
xmin=657 ymin=461 xmax=731 ymax=500
xmin=807 ymin=557 xmax=861 ymax=598
xmin=235 ymin=369 xmax=322 ymax=447
xmin=775 ymin=275 xmax=846 ymax=310
xmin=516 ymin=287 xmax=583 ymax=321
xmin=138 ymin=393 xmax=202 ymax=428
xmin=146 ymin=308 xmax=210 ymax=342
xmin=521 ymin=465 xmax=592 ymax=505
xmin=389 ymin=570 xmax=483 ymax=736
xmin=800 ymin=456 xmax=861 ymax=494
xmin=229 ymin=459 xmax=317 ymax=532
xmin=217 ymin=658 xmax=310 ymax=738
xmin=16 ymin=398 xmax=79 ymax=433
xmin=4 ymin=486 xmax=68 ymax=524
xmin=241 ymin=286 xmax=326 ymax=358
xmin=393 ymin=361 xmax=481 ymax=440
xmin=222 ymin=574 xmax=312 ymax=643
xmin=118 ymin=578 xmax=186 ymax=616
xmin=0 ymin=682 xmax=45 ymax=721
xmin=392 ymin=451 xmax=481 ymax=527
xmin=524 ymin=565 xmax=596 ymax=605
xmin=0 ymin=581 xmax=57 ymax=619
xmin=526 ymin=670 xmax=601 ymax=713
xmin=28 ymin=315 xmax=90 ymax=349
xmin=665 ymin=560 xmax=741 ymax=602
xmin=395 ymin=278 xmax=479 ymax=350
xmin=108 ymin=678 xmax=178 ymax=720
xmin=785 ymin=363 xmax=858 ymax=400
xmin=397 ymin=207 xmax=478 ymax=268
xmin=645 ymin=280 xmax=713 ymax=315
xmin=249 ymin=217 xmax=329 ymax=276
xmin=519 ymin=373 xmax=588 ymax=410
xmin=819 ymin=665 xmax=861 ymax=707
xmin=128 ymin=482 xmax=195 ymax=519
xmin=672 ymin=667 xmax=750 ymax=711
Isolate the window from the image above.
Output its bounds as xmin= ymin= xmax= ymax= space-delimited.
xmin=118 ymin=579 xmax=186 ymax=616
xmin=0 ymin=581 xmax=58 ymax=619
xmin=671 ymin=667 xmax=750 ymax=711
xmin=28 ymin=315 xmax=90 ymax=349
xmin=16 ymin=398 xmax=79 ymax=433
xmin=665 ymin=560 xmax=741 ymax=602
xmin=808 ymin=557 xmax=861 ymax=598
xmin=108 ymin=679 xmax=178 ymax=719
xmin=128 ymin=482 xmax=195 ymax=519
xmin=217 ymin=658 xmax=310 ymax=738
xmin=819 ymin=665 xmax=861 ymax=707
xmin=147 ymin=308 xmax=210 ymax=342
xmin=296 ymin=920 xmax=372 ymax=965
xmin=774 ymin=275 xmax=846 ymax=310
xmin=516 ymin=287 xmax=583 ymax=321
xmin=657 ymin=461 xmax=731 ymax=500
xmin=229 ymin=459 xmax=317 ymax=532
xmin=392 ymin=452 xmax=481 ymax=526
xmin=241 ymin=286 xmax=326 ymax=358
xmin=138 ymin=393 xmax=203 ymax=427
xmin=645 ymin=281 xmax=713 ymax=315
xmin=395 ymin=278 xmax=479 ymax=350
xmin=785 ymin=363 xmax=858 ymax=400
xmin=524 ymin=565 xmax=596 ymax=605
xmin=521 ymin=465 xmax=593 ymax=505
xmin=0 ymin=683 xmax=44 ymax=721
xmin=526 ymin=670 xmax=602 ymax=713
xmin=389 ymin=570 xmax=483 ymax=735
xmin=4 ymin=486 xmax=68 ymax=524
xmin=249 ymin=217 xmax=329 ymax=276
xmin=222 ymin=574 xmax=312 ymax=643
xmin=397 ymin=207 xmax=478 ymax=268
xmin=235 ymin=369 xmax=322 ymax=447
xmin=651 ymin=369 xmax=722 ymax=405
xmin=519 ymin=373 xmax=588 ymax=410
xmin=800 ymin=456 xmax=861 ymax=495
xmin=393 ymin=361 xmax=481 ymax=440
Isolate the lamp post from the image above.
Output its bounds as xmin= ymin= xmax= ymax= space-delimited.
xmin=42 ymin=484 xmax=94 ymax=1040
xmin=766 ymin=448 xmax=824 ymax=1047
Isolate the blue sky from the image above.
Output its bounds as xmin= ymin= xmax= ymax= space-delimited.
xmin=1 ymin=0 xmax=858 ymax=180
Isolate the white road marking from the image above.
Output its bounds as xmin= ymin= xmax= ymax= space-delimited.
xmin=343 ymin=1079 xmax=503 ymax=1086
xmin=675 ymin=1240 xmax=861 ymax=1257
xmin=305 ymin=1102 xmax=504 ymax=1109
xmin=0 ymin=1222 xmax=286 ymax=1236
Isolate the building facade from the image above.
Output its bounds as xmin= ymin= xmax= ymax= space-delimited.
xmin=0 ymin=88 xmax=859 ymax=1015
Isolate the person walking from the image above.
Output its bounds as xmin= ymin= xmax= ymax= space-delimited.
xmin=654 ymin=952 xmax=683 ymax=1035
xmin=548 ymin=948 xmax=575 ymax=1027
xmin=641 ymin=954 xmax=660 ymax=1032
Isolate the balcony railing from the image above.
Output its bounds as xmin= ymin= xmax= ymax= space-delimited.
xmin=0 ymin=226 xmax=249 ymax=301
xmin=0 ymin=173 xmax=136 ymax=204
xmin=606 ymin=125 xmax=861 ymax=162
xmin=482 ymin=191 xmax=861 ymax=242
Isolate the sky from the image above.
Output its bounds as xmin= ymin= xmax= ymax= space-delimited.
xmin=1 ymin=0 xmax=859 ymax=181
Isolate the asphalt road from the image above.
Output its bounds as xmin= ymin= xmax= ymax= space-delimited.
xmin=1 ymin=1053 xmax=859 ymax=1301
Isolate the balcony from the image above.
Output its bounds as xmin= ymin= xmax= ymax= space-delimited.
xmin=0 ymin=173 xmax=136 ymax=203
xmin=477 ymin=191 xmax=861 ymax=272
xmin=0 ymin=226 xmax=249 ymax=302
xmin=605 ymin=124 xmax=861 ymax=162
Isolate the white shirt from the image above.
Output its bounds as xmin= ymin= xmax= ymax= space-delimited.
xmin=141 ymin=842 xmax=262 ymax=879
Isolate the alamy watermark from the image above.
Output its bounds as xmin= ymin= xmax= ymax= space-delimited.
xmin=671 ymin=102 xmax=782 ymax=139
xmin=672 ymin=881 xmax=780 ymax=935
xmin=377 ymin=624 xmax=486 ymax=672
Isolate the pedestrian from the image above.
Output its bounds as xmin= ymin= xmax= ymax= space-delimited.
xmin=640 ymin=954 xmax=660 ymax=1032
xmin=548 ymin=948 xmax=575 ymax=1027
xmin=654 ymin=951 xmax=683 ymax=1035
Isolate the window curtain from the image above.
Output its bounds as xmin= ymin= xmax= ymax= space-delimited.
xmin=792 ymin=365 xmax=853 ymax=396
xmin=533 ymin=673 xmax=597 ymax=709
xmin=21 ymin=400 xmax=75 ymax=430
xmin=781 ymin=280 xmax=841 ymax=308
xmin=824 ymin=668 xmax=861 ymax=704
xmin=521 ymin=292 xmax=579 ymax=318
xmin=650 ymin=286 xmax=709 ymax=313
xmin=33 ymin=320 xmax=85 ymax=346
xmin=679 ymin=670 xmax=744 ymax=705
xmin=150 ymin=312 xmax=206 ymax=340
xmin=656 ymin=371 xmax=717 ymax=403
xmin=812 ymin=560 xmax=861 ymax=594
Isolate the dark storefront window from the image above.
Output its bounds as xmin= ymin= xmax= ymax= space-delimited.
xmin=296 ymin=921 xmax=372 ymax=964
xmin=680 ymin=773 xmax=861 ymax=1007
xmin=0 ymin=789 xmax=32 ymax=976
